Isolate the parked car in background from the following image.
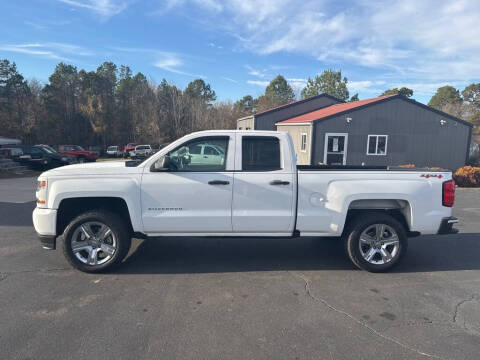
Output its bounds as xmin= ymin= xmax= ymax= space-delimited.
xmin=19 ymin=145 xmax=74 ymax=170
xmin=132 ymin=144 xmax=153 ymax=159
xmin=106 ymin=145 xmax=122 ymax=158
xmin=0 ymin=147 xmax=24 ymax=161
xmin=123 ymin=143 xmax=137 ymax=158
xmin=58 ymin=145 xmax=98 ymax=163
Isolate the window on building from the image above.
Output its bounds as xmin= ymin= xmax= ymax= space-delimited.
xmin=301 ymin=133 xmax=307 ymax=152
xmin=367 ymin=135 xmax=388 ymax=155
xmin=242 ymin=136 xmax=281 ymax=171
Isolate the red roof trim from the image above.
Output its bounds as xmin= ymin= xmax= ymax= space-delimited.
xmin=277 ymin=95 xmax=396 ymax=124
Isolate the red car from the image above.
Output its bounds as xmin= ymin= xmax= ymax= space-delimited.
xmin=123 ymin=143 xmax=137 ymax=158
xmin=58 ymin=145 xmax=98 ymax=163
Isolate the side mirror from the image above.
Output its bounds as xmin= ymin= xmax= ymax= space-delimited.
xmin=152 ymin=156 xmax=171 ymax=172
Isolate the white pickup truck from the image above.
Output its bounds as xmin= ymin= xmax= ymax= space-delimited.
xmin=33 ymin=130 xmax=458 ymax=273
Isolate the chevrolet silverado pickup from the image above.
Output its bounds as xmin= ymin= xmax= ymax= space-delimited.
xmin=33 ymin=130 xmax=458 ymax=273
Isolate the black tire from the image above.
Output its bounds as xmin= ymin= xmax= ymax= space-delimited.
xmin=62 ymin=211 xmax=131 ymax=273
xmin=343 ymin=212 xmax=408 ymax=272
xmin=77 ymin=156 xmax=85 ymax=163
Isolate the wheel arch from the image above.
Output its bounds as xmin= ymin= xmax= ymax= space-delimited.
xmin=56 ymin=197 xmax=134 ymax=237
xmin=343 ymin=199 xmax=414 ymax=237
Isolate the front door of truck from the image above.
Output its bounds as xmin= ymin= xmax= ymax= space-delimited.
xmin=232 ymin=134 xmax=295 ymax=234
xmin=141 ymin=135 xmax=234 ymax=234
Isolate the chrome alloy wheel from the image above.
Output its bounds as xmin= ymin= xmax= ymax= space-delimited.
xmin=359 ymin=224 xmax=400 ymax=265
xmin=70 ymin=221 xmax=117 ymax=266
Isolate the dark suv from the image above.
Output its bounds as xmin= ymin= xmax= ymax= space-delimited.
xmin=18 ymin=145 xmax=75 ymax=170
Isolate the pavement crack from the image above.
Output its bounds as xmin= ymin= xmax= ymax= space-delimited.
xmin=452 ymin=294 xmax=477 ymax=324
xmin=288 ymin=271 xmax=445 ymax=360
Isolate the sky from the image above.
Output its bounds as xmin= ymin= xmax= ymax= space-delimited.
xmin=1 ymin=0 xmax=479 ymax=104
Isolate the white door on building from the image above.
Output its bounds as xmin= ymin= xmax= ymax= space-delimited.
xmin=323 ymin=133 xmax=348 ymax=165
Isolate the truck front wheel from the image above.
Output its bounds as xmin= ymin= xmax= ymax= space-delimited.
xmin=62 ymin=211 xmax=132 ymax=273
xmin=343 ymin=213 xmax=408 ymax=272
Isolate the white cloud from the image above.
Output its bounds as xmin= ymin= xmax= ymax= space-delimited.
xmin=245 ymin=65 xmax=267 ymax=78
xmin=208 ymin=42 xmax=223 ymax=49
xmin=57 ymin=0 xmax=128 ymax=18
xmin=286 ymin=78 xmax=307 ymax=93
xmin=0 ymin=42 xmax=92 ymax=61
xmin=247 ymin=80 xmax=269 ymax=87
xmin=24 ymin=21 xmax=46 ymax=30
xmin=113 ymin=47 xmax=204 ymax=77
xmin=158 ymin=0 xmax=480 ymax=93
xmin=348 ymin=80 xmax=387 ymax=95
xmin=388 ymin=81 xmax=466 ymax=96
xmin=222 ymin=77 xmax=237 ymax=83
xmin=193 ymin=0 xmax=222 ymax=12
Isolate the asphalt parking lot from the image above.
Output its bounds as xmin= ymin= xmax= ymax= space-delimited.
xmin=0 ymin=177 xmax=479 ymax=360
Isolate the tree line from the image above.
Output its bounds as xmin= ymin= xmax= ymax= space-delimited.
xmin=0 ymin=59 xmax=244 ymax=147
xmin=1 ymin=59 xmax=479 ymax=148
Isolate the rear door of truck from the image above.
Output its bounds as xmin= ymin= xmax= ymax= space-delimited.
xmin=232 ymin=133 xmax=296 ymax=234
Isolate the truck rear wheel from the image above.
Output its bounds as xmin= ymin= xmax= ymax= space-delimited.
xmin=62 ymin=211 xmax=131 ymax=273
xmin=343 ymin=213 xmax=408 ymax=272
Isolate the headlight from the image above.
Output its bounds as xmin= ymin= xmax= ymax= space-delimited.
xmin=61 ymin=156 xmax=68 ymax=161
xmin=36 ymin=180 xmax=46 ymax=191
xmin=36 ymin=179 xmax=47 ymax=206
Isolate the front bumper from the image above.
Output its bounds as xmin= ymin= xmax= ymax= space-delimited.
xmin=437 ymin=217 xmax=459 ymax=235
xmin=38 ymin=234 xmax=56 ymax=250
xmin=32 ymin=207 xmax=57 ymax=250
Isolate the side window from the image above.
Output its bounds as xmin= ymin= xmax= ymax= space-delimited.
xmin=367 ymin=135 xmax=388 ymax=155
xmin=204 ymin=146 xmax=219 ymax=155
xmin=167 ymin=137 xmax=228 ymax=172
xmin=242 ymin=136 xmax=281 ymax=171
xmin=189 ymin=144 xmax=202 ymax=154
xmin=301 ymin=133 xmax=307 ymax=152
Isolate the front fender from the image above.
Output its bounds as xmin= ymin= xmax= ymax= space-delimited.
xmin=47 ymin=175 xmax=143 ymax=232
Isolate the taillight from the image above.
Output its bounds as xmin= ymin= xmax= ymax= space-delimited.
xmin=442 ymin=180 xmax=455 ymax=207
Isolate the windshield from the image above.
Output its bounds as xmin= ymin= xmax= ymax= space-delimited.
xmin=42 ymin=145 xmax=58 ymax=154
xmin=38 ymin=145 xmax=56 ymax=154
xmin=72 ymin=145 xmax=85 ymax=151
xmin=137 ymin=146 xmax=149 ymax=150
xmin=107 ymin=146 xmax=117 ymax=150
xmin=34 ymin=146 xmax=50 ymax=154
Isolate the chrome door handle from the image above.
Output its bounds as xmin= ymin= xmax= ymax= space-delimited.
xmin=208 ymin=180 xmax=230 ymax=185
xmin=270 ymin=180 xmax=290 ymax=185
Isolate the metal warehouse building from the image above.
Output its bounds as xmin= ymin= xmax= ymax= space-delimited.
xmin=236 ymin=93 xmax=340 ymax=131
xmin=237 ymin=94 xmax=472 ymax=170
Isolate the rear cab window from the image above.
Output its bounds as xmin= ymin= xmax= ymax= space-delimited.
xmin=241 ymin=136 xmax=281 ymax=171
